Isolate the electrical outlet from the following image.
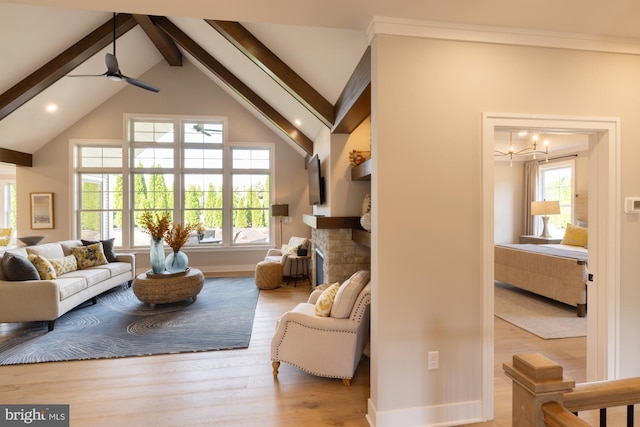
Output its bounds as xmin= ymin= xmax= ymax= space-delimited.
xmin=428 ymin=351 xmax=439 ymax=370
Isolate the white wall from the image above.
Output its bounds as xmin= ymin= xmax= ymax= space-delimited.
xmin=16 ymin=60 xmax=311 ymax=274
xmin=369 ymin=33 xmax=640 ymax=426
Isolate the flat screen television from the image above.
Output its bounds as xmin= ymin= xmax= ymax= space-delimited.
xmin=308 ymin=154 xmax=325 ymax=205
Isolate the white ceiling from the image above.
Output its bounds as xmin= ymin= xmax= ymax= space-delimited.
xmin=2 ymin=0 xmax=640 ymax=156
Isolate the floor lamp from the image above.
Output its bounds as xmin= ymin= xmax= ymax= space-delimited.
xmin=531 ymin=200 xmax=560 ymax=238
xmin=271 ymin=204 xmax=289 ymax=247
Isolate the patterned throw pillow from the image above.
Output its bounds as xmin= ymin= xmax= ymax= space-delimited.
xmin=561 ymin=223 xmax=588 ymax=247
xmin=28 ymin=254 xmax=57 ymax=280
xmin=72 ymin=243 xmax=108 ymax=269
xmin=49 ymin=254 xmax=79 ymax=276
xmin=313 ymin=282 xmax=341 ymax=317
xmin=81 ymin=238 xmax=117 ymax=263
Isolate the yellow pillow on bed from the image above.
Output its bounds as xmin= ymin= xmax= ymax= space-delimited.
xmin=561 ymin=223 xmax=588 ymax=247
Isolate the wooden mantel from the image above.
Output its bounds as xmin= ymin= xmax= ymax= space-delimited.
xmin=303 ymin=214 xmax=362 ymax=230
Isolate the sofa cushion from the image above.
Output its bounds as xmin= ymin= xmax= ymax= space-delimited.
xmin=28 ymin=254 xmax=57 ymax=280
xmin=57 ymin=277 xmax=89 ymax=300
xmin=72 ymin=243 xmax=108 ymax=269
xmin=81 ymin=238 xmax=117 ymax=262
xmin=26 ymin=242 xmax=65 ymax=260
xmin=314 ymin=282 xmax=340 ymax=317
xmin=1 ymin=252 xmax=40 ymax=281
xmin=61 ymin=268 xmax=110 ymax=287
xmin=331 ymin=270 xmax=370 ymax=319
xmin=49 ymin=254 xmax=79 ymax=276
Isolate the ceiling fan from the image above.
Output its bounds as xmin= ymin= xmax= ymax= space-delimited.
xmin=68 ymin=12 xmax=160 ymax=93
xmin=193 ymin=123 xmax=223 ymax=136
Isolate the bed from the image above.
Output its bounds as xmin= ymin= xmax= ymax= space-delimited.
xmin=494 ymin=242 xmax=588 ymax=317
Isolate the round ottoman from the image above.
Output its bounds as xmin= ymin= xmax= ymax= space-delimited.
xmin=255 ymin=261 xmax=282 ymax=289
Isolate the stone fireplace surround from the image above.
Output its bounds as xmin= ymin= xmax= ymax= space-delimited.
xmin=308 ymin=224 xmax=370 ymax=287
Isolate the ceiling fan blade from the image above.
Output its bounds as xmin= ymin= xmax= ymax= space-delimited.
xmin=121 ymin=75 xmax=160 ymax=93
xmin=67 ymin=73 xmax=107 ymax=78
xmin=105 ymin=53 xmax=119 ymax=74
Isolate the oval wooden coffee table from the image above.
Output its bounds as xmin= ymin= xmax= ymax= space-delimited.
xmin=133 ymin=267 xmax=204 ymax=308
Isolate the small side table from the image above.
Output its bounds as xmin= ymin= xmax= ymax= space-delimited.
xmin=287 ymin=255 xmax=310 ymax=287
xmin=133 ymin=267 xmax=204 ymax=308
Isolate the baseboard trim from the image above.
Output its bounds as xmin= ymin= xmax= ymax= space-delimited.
xmin=367 ymin=398 xmax=483 ymax=427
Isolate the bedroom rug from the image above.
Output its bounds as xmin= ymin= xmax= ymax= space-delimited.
xmin=494 ymin=281 xmax=586 ymax=339
xmin=0 ymin=276 xmax=259 ymax=365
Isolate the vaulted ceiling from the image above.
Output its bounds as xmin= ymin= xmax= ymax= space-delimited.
xmin=2 ymin=0 xmax=640 ymax=166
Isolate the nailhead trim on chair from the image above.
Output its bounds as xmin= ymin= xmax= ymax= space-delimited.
xmin=272 ymin=289 xmax=371 ymax=380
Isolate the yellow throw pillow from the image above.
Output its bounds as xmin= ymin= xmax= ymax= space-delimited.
xmin=50 ymin=254 xmax=79 ymax=276
xmin=561 ymin=223 xmax=588 ymax=247
xmin=314 ymin=282 xmax=341 ymax=317
xmin=72 ymin=243 xmax=108 ymax=269
xmin=28 ymin=254 xmax=57 ymax=280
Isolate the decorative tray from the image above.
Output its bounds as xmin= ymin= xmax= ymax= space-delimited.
xmin=145 ymin=267 xmax=190 ymax=279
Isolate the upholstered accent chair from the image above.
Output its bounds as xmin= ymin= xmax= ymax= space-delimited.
xmin=264 ymin=236 xmax=309 ymax=277
xmin=270 ymin=270 xmax=371 ymax=386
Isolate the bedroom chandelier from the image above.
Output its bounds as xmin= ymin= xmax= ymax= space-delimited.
xmin=494 ymin=131 xmax=550 ymax=166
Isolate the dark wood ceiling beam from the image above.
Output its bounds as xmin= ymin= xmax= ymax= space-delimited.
xmin=153 ymin=16 xmax=313 ymax=155
xmin=133 ymin=15 xmax=182 ymax=66
xmin=206 ymin=20 xmax=334 ymax=128
xmin=0 ymin=13 xmax=138 ymax=122
xmin=0 ymin=147 xmax=32 ymax=167
xmin=333 ymin=46 xmax=371 ymax=134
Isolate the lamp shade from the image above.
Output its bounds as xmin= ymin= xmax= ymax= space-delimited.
xmin=531 ymin=200 xmax=560 ymax=216
xmin=271 ymin=204 xmax=289 ymax=217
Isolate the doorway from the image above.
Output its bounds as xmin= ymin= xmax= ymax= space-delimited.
xmin=481 ymin=112 xmax=621 ymax=419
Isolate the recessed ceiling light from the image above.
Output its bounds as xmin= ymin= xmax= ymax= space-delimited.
xmin=294 ymin=119 xmax=302 ymax=126
xmin=46 ymin=104 xmax=58 ymax=113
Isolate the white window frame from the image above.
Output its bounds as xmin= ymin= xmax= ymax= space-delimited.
xmin=73 ymin=115 xmax=274 ymax=249
xmin=538 ymin=158 xmax=575 ymax=237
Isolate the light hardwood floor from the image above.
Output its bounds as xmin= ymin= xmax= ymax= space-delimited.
xmin=0 ymin=281 xmax=635 ymax=426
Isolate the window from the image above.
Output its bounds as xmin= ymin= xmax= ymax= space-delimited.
xmin=74 ymin=116 xmax=274 ymax=248
xmin=539 ymin=159 xmax=574 ymax=238
xmin=4 ymin=183 xmax=16 ymax=230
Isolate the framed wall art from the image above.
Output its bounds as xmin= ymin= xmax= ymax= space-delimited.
xmin=30 ymin=192 xmax=54 ymax=229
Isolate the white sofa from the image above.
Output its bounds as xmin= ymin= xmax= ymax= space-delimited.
xmin=264 ymin=236 xmax=309 ymax=277
xmin=0 ymin=240 xmax=135 ymax=331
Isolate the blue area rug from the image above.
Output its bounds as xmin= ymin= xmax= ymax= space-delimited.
xmin=0 ymin=276 xmax=259 ymax=365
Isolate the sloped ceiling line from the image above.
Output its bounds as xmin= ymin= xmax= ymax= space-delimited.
xmin=152 ymin=16 xmax=314 ymax=155
xmin=206 ymin=20 xmax=335 ymax=128
xmin=0 ymin=13 xmax=138 ymax=122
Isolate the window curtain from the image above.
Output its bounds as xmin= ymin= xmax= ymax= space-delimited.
xmin=523 ymin=161 xmax=539 ymax=236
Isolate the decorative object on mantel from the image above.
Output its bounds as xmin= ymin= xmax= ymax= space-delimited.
xmin=360 ymin=193 xmax=372 ymax=232
xmin=349 ymin=149 xmax=371 ymax=166
xmin=140 ymin=211 xmax=171 ymax=274
xmin=164 ymin=222 xmax=197 ymax=273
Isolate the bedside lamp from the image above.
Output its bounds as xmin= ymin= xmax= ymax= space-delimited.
xmin=531 ymin=200 xmax=560 ymax=238
xmin=271 ymin=204 xmax=289 ymax=247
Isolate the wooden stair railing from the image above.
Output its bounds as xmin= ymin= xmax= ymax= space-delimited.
xmin=504 ymin=353 xmax=640 ymax=427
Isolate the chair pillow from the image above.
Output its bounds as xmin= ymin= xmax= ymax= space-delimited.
xmin=28 ymin=254 xmax=57 ymax=280
xmin=2 ymin=252 xmax=40 ymax=281
xmin=72 ymin=243 xmax=108 ymax=269
xmin=314 ymin=282 xmax=341 ymax=317
xmin=561 ymin=223 xmax=588 ymax=247
xmin=331 ymin=270 xmax=370 ymax=319
xmin=81 ymin=238 xmax=117 ymax=262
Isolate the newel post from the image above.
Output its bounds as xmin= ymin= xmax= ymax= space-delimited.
xmin=503 ymin=353 xmax=576 ymax=427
